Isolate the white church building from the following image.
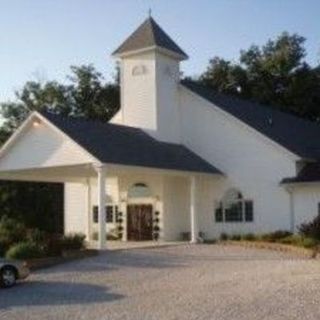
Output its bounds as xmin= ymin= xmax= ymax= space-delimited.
xmin=1 ymin=17 xmax=320 ymax=249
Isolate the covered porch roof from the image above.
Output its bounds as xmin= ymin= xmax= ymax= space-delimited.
xmin=0 ymin=112 xmax=221 ymax=249
xmin=0 ymin=111 xmax=222 ymax=179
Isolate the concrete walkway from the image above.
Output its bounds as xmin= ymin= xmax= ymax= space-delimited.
xmin=1 ymin=244 xmax=320 ymax=320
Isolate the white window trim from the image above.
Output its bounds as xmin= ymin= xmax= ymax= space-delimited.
xmin=105 ymin=203 xmax=119 ymax=224
xmin=93 ymin=202 xmax=119 ymax=224
xmin=215 ymin=198 xmax=254 ymax=223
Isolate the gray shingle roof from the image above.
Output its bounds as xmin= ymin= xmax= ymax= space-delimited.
xmin=40 ymin=112 xmax=221 ymax=175
xmin=113 ymin=17 xmax=188 ymax=59
xmin=182 ymin=80 xmax=320 ymax=160
xmin=281 ymin=162 xmax=320 ymax=184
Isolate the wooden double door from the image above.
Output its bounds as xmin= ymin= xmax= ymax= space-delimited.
xmin=127 ymin=204 xmax=153 ymax=241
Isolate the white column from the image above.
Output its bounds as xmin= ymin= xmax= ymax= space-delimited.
xmin=85 ymin=178 xmax=91 ymax=243
xmin=190 ymin=176 xmax=198 ymax=243
xmin=95 ymin=164 xmax=107 ymax=249
xmin=121 ymin=200 xmax=128 ymax=242
xmin=119 ymin=182 xmax=127 ymax=242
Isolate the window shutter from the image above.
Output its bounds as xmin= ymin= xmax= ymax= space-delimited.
xmin=93 ymin=206 xmax=98 ymax=223
xmin=244 ymin=201 xmax=254 ymax=222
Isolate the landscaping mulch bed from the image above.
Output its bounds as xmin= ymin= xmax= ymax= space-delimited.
xmin=222 ymin=240 xmax=318 ymax=258
xmin=26 ymin=249 xmax=98 ymax=270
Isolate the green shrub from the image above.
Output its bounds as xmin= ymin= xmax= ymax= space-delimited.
xmin=107 ymin=228 xmax=121 ymax=240
xmin=230 ymin=234 xmax=241 ymax=241
xmin=299 ymin=214 xmax=320 ymax=240
xmin=92 ymin=231 xmax=120 ymax=241
xmin=6 ymin=241 xmax=45 ymax=260
xmin=242 ymin=233 xmax=256 ymax=241
xmin=60 ymin=233 xmax=86 ymax=251
xmin=107 ymin=233 xmax=120 ymax=240
xmin=26 ymin=228 xmax=47 ymax=244
xmin=279 ymin=235 xmax=318 ymax=248
xmin=220 ymin=233 xmax=229 ymax=241
xmin=260 ymin=230 xmax=292 ymax=242
xmin=106 ymin=233 xmax=120 ymax=241
xmin=279 ymin=235 xmax=301 ymax=245
xmin=301 ymin=237 xmax=319 ymax=249
xmin=44 ymin=233 xmax=64 ymax=256
xmin=0 ymin=243 xmax=5 ymax=257
xmin=0 ymin=216 xmax=27 ymax=252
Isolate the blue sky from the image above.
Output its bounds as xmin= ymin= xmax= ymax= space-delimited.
xmin=1 ymin=0 xmax=320 ymax=101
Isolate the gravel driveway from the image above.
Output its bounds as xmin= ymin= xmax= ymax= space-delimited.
xmin=1 ymin=244 xmax=320 ymax=320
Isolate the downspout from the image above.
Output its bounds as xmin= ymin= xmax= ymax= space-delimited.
xmin=287 ymin=186 xmax=295 ymax=233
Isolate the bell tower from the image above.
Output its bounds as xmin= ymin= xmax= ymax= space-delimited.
xmin=112 ymin=17 xmax=188 ymax=143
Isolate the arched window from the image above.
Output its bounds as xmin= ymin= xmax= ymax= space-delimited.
xmin=128 ymin=183 xmax=152 ymax=198
xmin=215 ymin=188 xmax=253 ymax=223
xmin=132 ymin=65 xmax=147 ymax=76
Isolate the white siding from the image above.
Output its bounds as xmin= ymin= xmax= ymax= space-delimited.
xmin=196 ymin=176 xmax=261 ymax=238
xmin=65 ymin=178 xmax=121 ymax=243
xmin=64 ymin=183 xmax=88 ymax=235
xmin=89 ymin=177 xmax=120 ymax=237
xmin=154 ymin=52 xmax=181 ymax=143
xmin=66 ymin=171 xmax=194 ymax=242
xmin=179 ymin=87 xmax=298 ymax=237
xmin=89 ymin=177 xmax=119 ymax=205
xmin=120 ymin=51 xmax=157 ymax=131
xmin=292 ymin=184 xmax=320 ymax=229
xmin=119 ymin=50 xmax=181 ymax=143
xmin=0 ymin=121 xmax=92 ymax=171
xmin=162 ymin=176 xmax=190 ymax=240
xmin=109 ymin=110 xmax=123 ymax=125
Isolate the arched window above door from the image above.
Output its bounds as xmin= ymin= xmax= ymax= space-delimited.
xmin=128 ymin=183 xmax=152 ymax=198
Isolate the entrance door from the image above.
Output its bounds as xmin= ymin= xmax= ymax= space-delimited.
xmin=127 ymin=204 xmax=153 ymax=241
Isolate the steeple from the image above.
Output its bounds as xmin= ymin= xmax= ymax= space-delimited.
xmin=112 ymin=17 xmax=188 ymax=60
xmin=111 ymin=17 xmax=185 ymax=143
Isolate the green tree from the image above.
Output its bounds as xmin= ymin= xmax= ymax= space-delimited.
xmin=200 ymin=32 xmax=320 ymax=121
xmin=0 ymin=182 xmax=63 ymax=233
xmin=201 ymin=57 xmax=248 ymax=96
xmin=0 ymin=64 xmax=120 ymax=144
xmin=0 ymin=64 xmax=120 ymax=233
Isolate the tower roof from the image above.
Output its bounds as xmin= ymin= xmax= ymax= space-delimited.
xmin=113 ymin=17 xmax=188 ymax=60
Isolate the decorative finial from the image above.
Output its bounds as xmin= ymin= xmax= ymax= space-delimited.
xmin=148 ymin=8 xmax=152 ymax=17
